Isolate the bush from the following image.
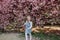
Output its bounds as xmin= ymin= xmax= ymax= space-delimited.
xmin=0 ymin=0 xmax=60 ymax=28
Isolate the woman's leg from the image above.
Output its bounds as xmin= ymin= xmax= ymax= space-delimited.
xmin=29 ymin=33 xmax=32 ymax=40
xmin=25 ymin=32 xmax=28 ymax=40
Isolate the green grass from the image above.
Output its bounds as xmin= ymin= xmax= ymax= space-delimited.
xmin=32 ymin=32 xmax=60 ymax=40
xmin=18 ymin=32 xmax=60 ymax=40
xmin=0 ymin=31 xmax=2 ymax=34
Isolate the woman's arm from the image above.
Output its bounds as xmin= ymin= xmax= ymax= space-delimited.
xmin=28 ymin=22 xmax=32 ymax=29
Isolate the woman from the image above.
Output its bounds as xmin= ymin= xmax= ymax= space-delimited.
xmin=24 ymin=16 xmax=32 ymax=40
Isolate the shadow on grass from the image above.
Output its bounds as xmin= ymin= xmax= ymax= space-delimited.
xmin=0 ymin=32 xmax=2 ymax=35
xmin=32 ymin=32 xmax=60 ymax=40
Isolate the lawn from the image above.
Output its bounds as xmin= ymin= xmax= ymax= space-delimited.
xmin=0 ymin=32 xmax=60 ymax=40
xmin=32 ymin=32 xmax=60 ymax=40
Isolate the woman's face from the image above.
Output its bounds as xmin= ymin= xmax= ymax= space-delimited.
xmin=27 ymin=16 xmax=31 ymax=21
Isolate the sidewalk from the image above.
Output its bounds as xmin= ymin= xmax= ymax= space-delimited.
xmin=0 ymin=33 xmax=38 ymax=40
xmin=0 ymin=33 xmax=24 ymax=40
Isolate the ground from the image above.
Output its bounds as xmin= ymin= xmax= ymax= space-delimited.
xmin=0 ymin=33 xmax=38 ymax=40
xmin=0 ymin=33 xmax=24 ymax=40
xmin=0 ymin=26 xmax=60 ymax=40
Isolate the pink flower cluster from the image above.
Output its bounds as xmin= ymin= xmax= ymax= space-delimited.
xmin=0 ymin=0 xmax=60 ymax=28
